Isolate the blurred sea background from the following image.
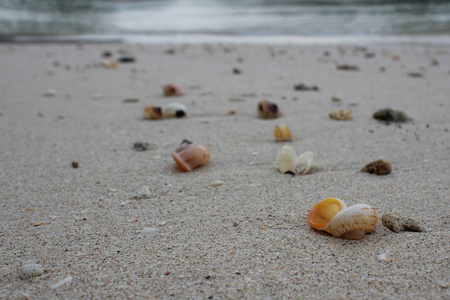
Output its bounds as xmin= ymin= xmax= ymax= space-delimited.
xmin=1 ymin=0 xmax=450 ymax=43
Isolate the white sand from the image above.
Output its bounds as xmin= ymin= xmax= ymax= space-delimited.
xmin=0 ymin=42 xmax=449 ymax=298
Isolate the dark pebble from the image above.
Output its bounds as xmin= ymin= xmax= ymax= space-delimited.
xmin=118 ymin=57 xmax=136 ymax=63
xmin=134 ymin=142 xmax=150 ymax=151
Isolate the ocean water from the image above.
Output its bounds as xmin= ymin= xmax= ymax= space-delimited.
xmin=1 ymin=0 xmax=450 ymax=42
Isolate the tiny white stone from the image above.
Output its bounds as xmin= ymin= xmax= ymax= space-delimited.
xmin=252 ymin=152 xmax=258 ymax=156
xmin=50 ymin=276 xmax=73 ymax=289
xmin=18 ymin=263 xmax=44 ymax=280
xmin=43 ymin=89 xmax=56 ymax=97
xmin=377 ymin=253 xmax=387 ymax=260
xmin=131 ymin=186 xmax=152 ymax=200
xmin=211 ymin=180 xmax=223 ymax=186
xmin=141 ymin=227 xmax=157 ymax=234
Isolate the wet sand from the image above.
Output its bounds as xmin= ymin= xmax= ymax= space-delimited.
xmin=0 ymin=42 xmax=449 ymax=298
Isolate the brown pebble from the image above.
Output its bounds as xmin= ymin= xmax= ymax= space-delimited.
xmin=381 ymin=213 xmax=425 ymax=233
xmin=72 ymin=161 xmax=79 ymax=168
xmin=337 ymin=64 xmax=359 ymax=71
xmin=32 ymin=221 xmax=44 ymax=226
xmin=361 ymin=159 xmax=391 ymax=175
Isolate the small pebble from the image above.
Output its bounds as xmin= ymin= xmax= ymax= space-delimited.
xmin=294 ymin=83 xmax=319 ymax=91
xmin=361 ymin=159 xmax=391 ymax=175
xmin=118 ymin=56 xmax=136 ymax=63
xmin=131 ymin=186 xmax=152 ymax=199
xmin=211 ymin=180 xmax=223 ymax=186
xmin=408 ymin=72 xmax=423 ymax=78
xmin=331 ymin=95 xmax=342 ymax=102
xmin=141 ymin=227 xmax=157 ymax=234
xmin=72 ymin=161 xmax=79 ymax=168
xmin=32 ymin=221 xmax=44 ymax=226
xmin=133 ymin=142 xmax=150 ymax=152
xmin=123 ymin=98 xmax=139 ymax=103
xmin=337 ymin=64 xmax=359 ymax=71
xmin=43 ymin=89 xmax=56 ymax=97
xmin=18 ymin=263 xmax=44 ymax=280
xmin=232 ymin=68 xmax=241 ymax=74
xmin=329 ymin=109 xmax=353 ymax=121
xmin=381 ymin=213 xmax=425 ymax=233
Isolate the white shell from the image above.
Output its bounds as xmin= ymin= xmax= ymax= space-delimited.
xmin=296 ymin=151 xmax=314 ymax=175
xmin=277 ymin=147 xmax=314 ymax=175
xmin=329 ymin=204 xmax=378 ymax=239
xmin=277 ymin=145 xmax=297 ymax=173
xmin=163 ymin=103 xmax=187 ymax=118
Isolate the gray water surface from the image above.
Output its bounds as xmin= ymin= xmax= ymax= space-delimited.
xmin=1 ymin=0 xmax=450 ymax=37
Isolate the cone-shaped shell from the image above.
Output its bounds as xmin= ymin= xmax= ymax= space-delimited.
xmin=143 ymin=106 xmax=163 ymax=120
xmin=163 ymin=84 xmax=184 ymax=97
xmin=277 ymin=145 xmax=297 ymax=174
xmin=163 ymin=103 xmax=187 ymax=118
xmin=329 ymin=204 xmax=378 ymax=240
xmin=307 ymin=198 xmax=347 ymax=233
xmin=274 ymin=124 xmax=292 ymax=142
xmin=296 ymin=151 xmax=314 ymax=175
xmin=258 ymin=100 xmax=281 ymax=119
xmin=172 ymin=144 xmax=210 ymax=172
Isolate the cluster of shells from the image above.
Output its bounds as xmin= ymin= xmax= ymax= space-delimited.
xmin=139 ymin=88 xmax=407 ymax=239
xmin=307 ymin=198 xmax=378 ymax=240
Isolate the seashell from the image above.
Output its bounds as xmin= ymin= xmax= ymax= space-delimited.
xmin=163 ymin=84 xmax=184 ymax=97
xmin=172 ymin=140 xmax=210 ymax=172
xmin=143 ymin=105 xmax=163 ymax=120
xmin=307 ymin=198 xmax=347 ymax=233
xmin=277 ymin=146 xmax=314 ymax=175
xmin=296 ymin=151 xmax=314 ymax=175
xmin=329 ymin=204 xmax=378 ymax=240
xmin=273 ymin=124 xmax=292 ymax=142
xmin=258 ymin=100 xmax=281 ymax=119
xmin=277 ymin=145 xmax=297 ymax=174
xmin=329 ymin=109 xmax=353 ymax=121
xmin=163 ymin=103 xmax=187 ymax=118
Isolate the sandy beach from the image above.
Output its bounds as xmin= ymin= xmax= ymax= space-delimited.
xmin=0 ymin=41 xmax=449 ymax=298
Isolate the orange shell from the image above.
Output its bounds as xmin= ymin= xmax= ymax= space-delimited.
xmin=307 ymin=198 xmax=347 ymax=233
xmin=172 ymin=145 xmax=210 ymax=172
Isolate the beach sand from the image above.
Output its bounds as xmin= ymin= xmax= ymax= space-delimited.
xmin=0 ymin=41 xmax=449 ymax=298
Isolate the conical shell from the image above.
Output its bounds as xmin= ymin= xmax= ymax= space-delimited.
xmin=274 ymin=124 xmax=292 ymax=142
xmin=329 ymin=204 xmax=378 ymax=240
xmin=307 ymin=198 xmax=347 ymax=233
xmin=277 ymin=145 xmax=297 ymax=174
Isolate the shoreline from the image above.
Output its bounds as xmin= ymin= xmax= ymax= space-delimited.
xmin=2 ymin=33 xmax=450 ymax=45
